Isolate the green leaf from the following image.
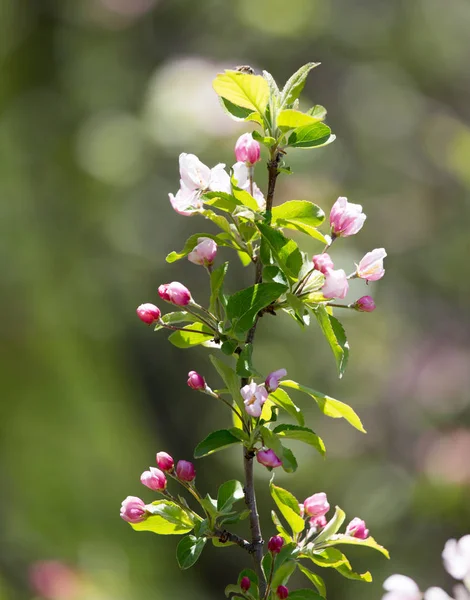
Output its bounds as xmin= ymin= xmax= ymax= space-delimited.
xmin=153 ymin=311 xmax=199 ymax=332
xmin=131 ymin=501 xmax=195 ymax=535
xmin=280 ymin=380 xmax=365 ymax=433
xmin=238 ymin=569 xmax=259 ymax=588
xmin=228 ymin=427 xmax=250 ymax=443
xmin=226 ymin=282 xmax=287 ymax=336
xmin=225 ymin=583 xmax=244 ymax=598
xmin=287 ymin=590 xmax=324 ymax=600
xmin=221 ymin=339 xmax=238 ymax=355
xmin=285 ymin=292 xmax=307 ymax=325
xmin=210 ymin=261 xmax=229 ymax=315
xmin=166 ymin=233 xmax=231 ymax=263
xmin=323 ymin=534 xmax=390 ymax=558
xmin=176 ymin=535 xmax=207 ymax=569
xmin=269 ymin=388 xmax=304 ymax=426
xmin=203 ymin=191 xmax=243 ymax=213
xmin=210 ymin=355 xmax=244 ymax=410
xmin=231 ymin=185 xmax=260 ymax=211
xmin=334 ymin=563 xmax=372 ymax=583
xmin=252 ymin=130 xmax=276 ymax=148
xmin=219 ymin=97 xmax=256 ymax=121
xmin=314 ymin=306 xmax=349 ymax=378
xmin=307 ymin=105 xmax=327 ymax=120
xmin=238 ymin=250 xmax=252 ymax=267
xmin=280 ymin=62 xmax=320 ymax=107
xmin=201 ymin=209 xmax=234 ymax=235
xmin=236 ymin=343 xmax=256 ymax=377
xmin=263 ymin=266 xmax=289 ymax=286
xmin=257 ymin=223 xmax=303 ymax=282
xmin=297 ymin=564 xmax=326 ymax=598
xmin=312 ymin=506 xmax=346 ymax=544
xmin=288 ymin=123 xmax=335 ymax=149
xmin=273 ymin=424 xmax=325 ymax=456
xmin=272 ymin=200 xmax=324 ymax=230
xmin=272 ymin=560 xmax=297 ymax=589
xmin=168 ymin=323 xmax=214 ymax=348
xmin=194 ymin=429 xmax=241 ymax=458
xmin=213 ymin=71 xmax=270 ymax=114
xmin=270 ymin=482 xmax=305 ymax=535
xmin=280 ymin=446 xmax=298 ymax=473
xmin=272 ymin=510 xmax=293 ymax=541
xmin=305 ymin=547 xmax=348 ymax=568
xmin=260 ymin=426 xmax=284 ymax=459
xmin=278 ymin=109 xmax=322 ymax=129
xmin=217 ymin=480 xmax=245 ymax=512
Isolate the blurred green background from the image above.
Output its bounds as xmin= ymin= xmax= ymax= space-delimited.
xmin=1 ymin=0 xmax=470 ymax=599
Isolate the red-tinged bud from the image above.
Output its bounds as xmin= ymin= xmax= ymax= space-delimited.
xmin=346 ymin=517 xmax=369 ymax=539
xmin=156 ymin=451 xmax=174 ymax=472
xmin=140 ymin=467 xmax=167 ymax=491
xmin=187 ymin=371 xmax=206 ymax=390
xmin=176 ymin=460 xmax=196 ymax=482
xmin=277 ymin=585 xmax=289 ymax=599
xmin=267 ymin=535 xmax=284 ymax=554
xmin=256 ymin=449 xmax=282 ymax=469
xmin=136 ymin=303 xmax=161 ymax=325
xmin=354 ymin=295 xmax=376 ymax=312
xmin=303 ymin=492 xmax=330 ymax=518
xmin=234 ymin=133 xmax=261 ymax=165
xmin=312 ymin=253 xmax=334 ymax=274
xmin=120 ymin=496 xmax=147 ymax=523
xmin=188 ymin=237 xmax=217 ymax=266
xmin=240 ymin=577 xmax=251 ymax=592
xmin=158 ymin=282 xmax=192 ymax=306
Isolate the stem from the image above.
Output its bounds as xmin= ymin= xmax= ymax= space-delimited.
xmin=264 ymin=555 xmax=276 ymax=600
xmin=186 ymin=304 xmax=218 ymax=331
xmin=160 ymin=323 xmax=213 ymax=335
xmin=212 ymin=529 xmax=252 ymax=552
xmin=264 ymin=150 xmax=282 ymax=225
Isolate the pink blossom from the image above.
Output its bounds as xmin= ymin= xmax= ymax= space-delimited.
xmin=241 ymin=382 xmax=268 ymax=417
xmin=322 ymin=269 xmax=349 ymax=299
xmin=234 ymin=133 xmax=261 ymax=165
xmin=136 ymin=303 xmax=161 ymax=325
xmin=140 ymin=466 xmax=167 ymax=491
xmin=29 ymin=561 xmax=78 ymax=600
xmin=156 ymin=451 xmax=174 ymax=472
xmin=265 ymin=368 xmax=287 ymax=393
xmin=256 ymin=448 xmax=282 ymax=468
xmin=303 ymin=492 xmax=330 ymax=518
xmin=267 ymin=535 xmax=284 ymax=554
xmin=277 ymin=585 xmax=289 ymax=599
xmin=354 ymin=295 xmax=376 ymax=312
xmin=346 ymin=517 xmax=369 ymax=539
xmin=330 ymin=196 xmax=366 ymax=237
xmin=169 ymin=186 xmax=202 ymax=216
xmin=120 ymin=496 xmax=147 ymax=523
xmin=313 ymin=253 xmax=334 ymax=274
xmin=187 ymin=371 xmax=206 ymax=390
xmin=240 ymin=577 xmax=251 ymax=592
xmin=382 ymin=575 xmax=421 ymax=600
xmin=232 ymin=162 xmax=266 ymax=209
xmin=356 ymin=248 xmax=387 ymax=281
xmin=176 ymin=460 xmax=196 ymax=482
xmin=158 ymin=282 xmax=191 ymax=306
xmin=309 ymin=515 xmax=327 ymax=530
xmin=187 ymin=237 xmax=217 ymax=266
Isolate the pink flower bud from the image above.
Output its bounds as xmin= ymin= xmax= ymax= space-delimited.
xmin=176 ymin=460 xmax=196 ymax=482
xmin=188 ymin=237 xmax=217 ymax=266
xmin=265 ymin=368 xmax=287 ymax=393
xmin=303 ymin=492 xmax=330 ymax=518
xmin=356 ymin=248 xmax=387 ymax=281
xmin=120 ymin=496 xmax=147 ymax=523
xmin=240 ymin=577 xmax=251 ymax=592
xmin=268 ymin=535 xmax=284 ymax=554
xmin=277 ymin=585 xmax=289 ymax=599
xmin=309 ymin=515 xmax=327 ymax=530
xmin=241 ymin=382 xmax=268 ymax=417
xmin=346 ymin=517 xmax=369 ymax=539
xmin=313 ymin=253 xmax=334 ymax=274
xmin=234 ymin=133 xmax=261 ymax=165
xmin=322 ymin=269 xmax=349 ymax=299
xmin=156 ymin=451 xmax=174 ymax=471
xmin=330 ymin=196 xmax=366 ymax=237
xmin=140 ymin=466 xmax=167 ymax=491
xmin=187 ymin=371 xmax=206 ymax=390
xmin=256 ymin=448 xmax=282 ymax=469
xmin=136 ymin=303 xmax=161 ymax=325
xmin=354 ymin=295 xmax=376 ymax=312
xmin=158 ymin=282 xmax=192 ymax=306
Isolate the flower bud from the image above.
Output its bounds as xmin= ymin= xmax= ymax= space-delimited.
xmin=322 ymin=269 xmax=349 ymax=299
xmin=303 ymin=492 xmax=330 ymax=518
xmin=354 ymin=295 xmax=376 ymax=312
xmin=309 ymin=515 xmax=327 ymax=530
xmin=256 ymin=449 xmax=282 ymax=469
xmin=240 ymin=577 xmax=251 ymax=592
xmin=268 ymin=535 xmax=284 ymax=554
xmin=312 ymin=253 xmax=334 ymax=274
xmin=158 ymin=282 xmax=192 ymax=306
xmin=277 ymin=585 xmax=289 ymax=599
xmin=187 ymin=371 xmax=206 ymax=390
xmin=120 ymin=496 xmax=147 ymax=523
xmin=329 ymin=196 xmax=366 ymax=237
xmin=356 ymin=248 xmax=387 ymax=281
xmin=188 ymin=237 xmax=217 ymax=266
xmin=136 ymin=303 xmax=161 ymax=325
xmin=346 ymin=517 xmax=369 ymax=539
xmin=234 ymin=133 xmax=261 ymax=165
xmin=140 ymin=466 xmax=167 ymax=491
xmin=265 ymin=368 xmax=287 ymax=393
xmin=156 ymin=451 xmax=174 ymax=471
xmin=176 ymin=460 xmax=196 ymax=482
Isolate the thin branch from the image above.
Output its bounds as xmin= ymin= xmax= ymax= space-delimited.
xmin=212 ymin=529 xmax=252 ymax=552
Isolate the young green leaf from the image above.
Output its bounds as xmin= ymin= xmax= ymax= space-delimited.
xmin=217 ymin=480 xmax=245 ymax=512
xmin=201 ymin=209 xmax=234 ymax=236
xmin=131 ymin=501 xmax=195 ymax=535
xmin=236 ymin=343 xmax=257 ymax=377
xmin=168 ymin=323 xmax=214 ymax=349
xmin=307 ymin=105 xmax=327 ymax=120
xmin=219 ymin=97 xmax=257 ymax=121
xmin=269 ymin=388 xmax=305 ymax=426
xmin=209 ymin=261 xmax=229 ymax=315
xmin=257 ymin=223 xmax=303 ymax=282
xmin=304 ymin=547 xmax=348 ymax=568
xmin=263 ymin=266 xmax=289 ymax=286
xmin=312 ymin=505 xmax=346 ymax=544
xmin=288 ymin=123 xmax=335 ymax=149
xmin=273 ymin=424 xmax=326 ymax=456
xmin=280 ymin=446 xmax=298 ymax=473
xmin=271 ymin=560 xmax=297 ymax=589
xmin=260 ymin=426 xmax=284 ymax=458
xmin=226 ymin=282 xmax=287 ymax=336
xmin=270 ymin=482 xmax=305 ymax=535
xmin=278 ymin=109 xmax=322 ymax=129
xmin=272 ymin=200 xmax=324 ymax=228
xmin=322 ymin=534 xmax=390 ymax=558
xmin=176 ymin=535 xmax=207 ymax=569
xmin=280 ymin=380 xmax=365 ymax=433
xmin=203 ymin=191 xmax=244 ymax=213
xmin=209 ymin=355 xmax=244 ymax=410
xmin=213 ymin=71 xmax=270 ymax=114
xmin=153 ymin=311 xmax=199 ymax=332
xmin=194 ymin=429 xmax=241 ymax=458
xmin=280 ymin=62 xmax=320 ymax=107
xmin=252 ymin=130 xmax=276 ymax=148
xmin=297 ymin=564 xmax=327 ymax=598
xmin=272 ymin=510 xmax=294 ymax=542
xmin=314 ymin=306 xmax=349 ymax=378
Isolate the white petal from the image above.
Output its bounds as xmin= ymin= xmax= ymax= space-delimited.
xmin=209 ymin=164 xmax=231 ymax=194
xmin=232 ymin=161 xmax=248 ymax=188
xmin=179 ymin=153 xmax=211 ymax=190
xmin=443 ymin=539 xmax=470 ymax=580
xmin=384 ymin=575 xmax=421 ymax=595
xmin=424 ymin=587 xmax=453 ymax=600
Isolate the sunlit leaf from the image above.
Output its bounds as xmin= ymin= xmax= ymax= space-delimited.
xmin=322 ymin=534 xmax=389 ymax=558
xmin=176 ymin=535 xmax=206 ymax=569
xmin=168 ymin=323 xmax=214 ymax=348
xmin=278 ymin=109 xmax=322 ymax=129
xmin=297 ymin=564 xmax=327 ymax=598
xmin=269 ymin=388 xmax=304 ymax=426
xmin=314 ymin=306 xmax=349 ymax=378
xmin=288 ymin=123 xmax=335 ymax=149
xmin=312 ymin=506 xmax=346 ymax=544
xmin=280 ymin=62 xmax=320 ymax=107
xmin=226 ymin=282 xmax=287 ymax=336
xmin=217 ymin=480 xmax=245 ymax=512
xmin=194 ymin=429 xmax=241 ymax=458
xmin=257 ymin=223 xmax=303 ymax=282
xmin=270 ymin=482 xmax=305 ymax=535
xmin=213 ymin=71 xmax=269 ymax=113
xmin=131 ymin=501 xmax=195 ymax=535
xmin=273 ymin=424 xmax=325 ymax=456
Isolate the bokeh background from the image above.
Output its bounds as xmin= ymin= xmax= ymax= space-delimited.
xmin=1 ymin=0 xmax=470 ymax=599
